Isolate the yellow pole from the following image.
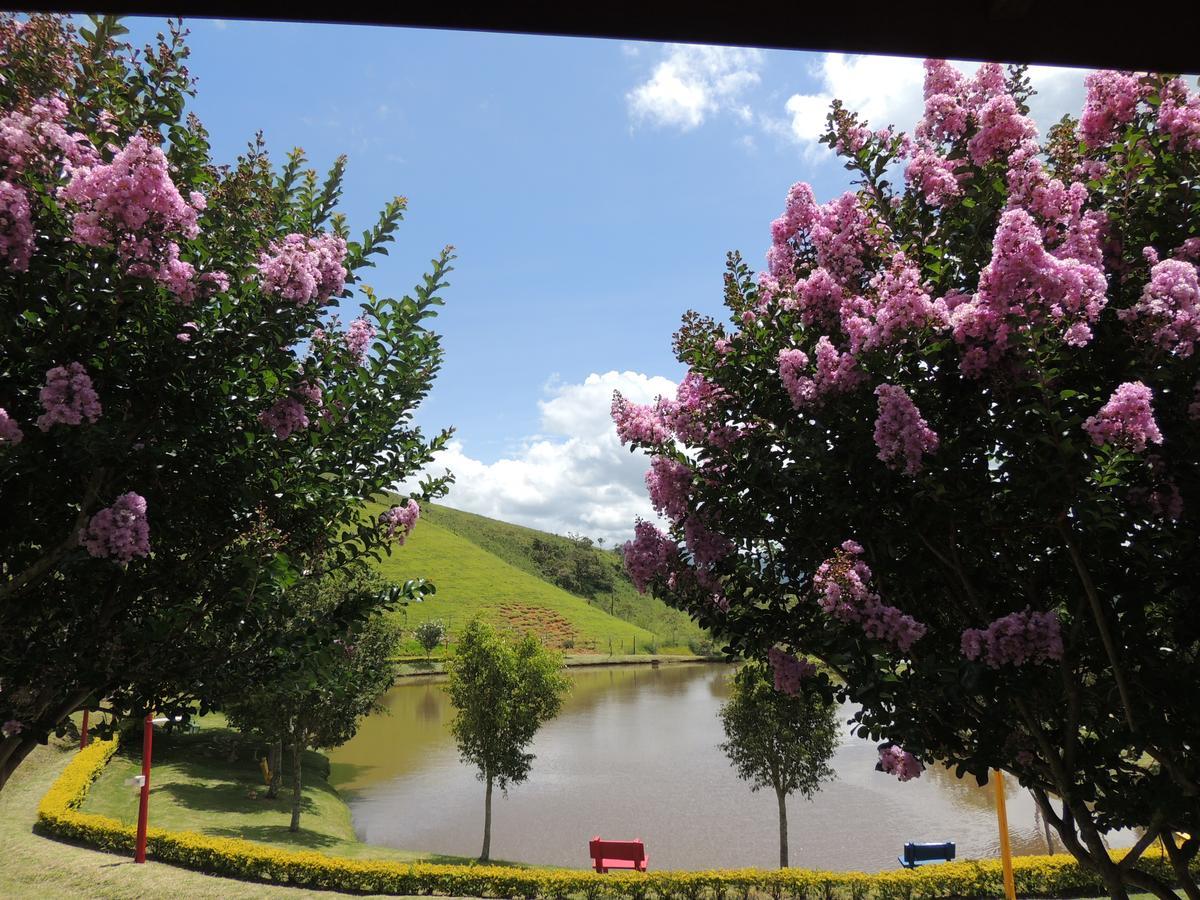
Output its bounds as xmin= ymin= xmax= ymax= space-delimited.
xmin=994 ymin=769 xmax=1017 ymax=900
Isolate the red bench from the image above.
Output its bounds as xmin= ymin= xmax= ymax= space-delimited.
xmin=588 ymin=836 xmax=648 ymax=873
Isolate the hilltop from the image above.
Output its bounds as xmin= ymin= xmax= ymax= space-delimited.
xmin=365 ymin=499 xmax=710 ymax=657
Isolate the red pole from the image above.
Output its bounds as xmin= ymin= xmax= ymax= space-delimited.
xmin=79 ymin=709 xmax=89 ymax=749
xmin=134 ymin=714 xmax=153 ymax=863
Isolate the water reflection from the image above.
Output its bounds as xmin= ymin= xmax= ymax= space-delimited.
xmin=328 ymin=663 xmax=1130 ymax=872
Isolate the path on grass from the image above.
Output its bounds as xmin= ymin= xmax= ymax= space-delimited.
xmin=0 ymin=740 xmax=479 ymax=899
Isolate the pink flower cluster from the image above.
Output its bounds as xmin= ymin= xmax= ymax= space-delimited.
xmin=1082 ymin=381 xmax=1163 ymax=452
xmin=380 ymin=499 xmax=420 ymax=544
xmin=905 ymin=143 xmax=964 ymax=206
xmin=769 ymin=185 xmax=886 ymax=288
xmin=259 ymin=381 xmax=324 ymax=440
xmin=813 ymin=540 xmax=927 ymax=652
xmin=960 ymin=608 xmax=1063 ymax=668
xmin=915 ymin=60 xmax=1033 ymax=166
xmin=0 ymin=96 xmax=94 ymax=177
xmin=257 ymin=233 xmax=348 ymax=305
xmin=611 ymin=392 xmax=671 ymax=445
xmin=1 ymin=720 xmax=24 ymax=739
xmin=844 ymin=253 xmax=946 ymax=352
xmin=683 ymin=516 xmax=732 ymax=569
xmin=949 ymin=208 xmax=1107 ymax=375
xmin=623 ymin=520 xmax=676 ymax=593
xmin=767 ymin=647 xmax=816 ymax=695
xmin=1119 ymin=258 xmax=1200 ymax=356
xmin=873 ymin=384 xmax=938 ymax=475
xmin=878 ymin=744 xmax=924 ymax=781
xmin=345 ymin=317 xmax=376 ymax=363
xmin=81 ymin=492 xmax=150 ymax=563
xmin=1158 ymin=78 xmax=1200 ymax=152
xmin=645 ymin=456 xmax=692 ymax=523
xmin=1079 ymin=71 xmax=1144 ymax=146
xmin=0 ymin=407 xmax=23 ymax=446
xmin=62 ymin=135 xmax=199 ymax=256
xmin=0 ymin=179 xmax=33 ymax=270
xmin=777 ymin=337 xmax=862 ymax=409
xmin=37 ymin=362 xmax=101 ymax=430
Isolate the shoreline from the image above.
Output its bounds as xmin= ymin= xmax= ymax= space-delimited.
xmin=392 ymin=653 xmax=727 ymax=680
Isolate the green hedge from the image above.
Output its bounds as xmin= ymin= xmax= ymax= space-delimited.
xmin=38 ymin=739 xmax=1193 ymax=898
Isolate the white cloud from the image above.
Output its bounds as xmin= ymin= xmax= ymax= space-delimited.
xmin=402 ymin=371 xmax=677 ymax=546
xmin=627 ymin=44 xmax=764 ymax=130
xmin=778 ymin=54 xmax=1092 ymax=151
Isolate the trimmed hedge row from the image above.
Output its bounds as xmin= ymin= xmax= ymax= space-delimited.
xmin=37 ymin=739 xmax=1191 ymax=898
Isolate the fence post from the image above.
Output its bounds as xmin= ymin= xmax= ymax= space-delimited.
xmin=134 ymin=714 xmax=153 ymax=863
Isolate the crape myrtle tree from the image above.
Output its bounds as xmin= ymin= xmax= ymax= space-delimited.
xmin=445 ymin=618 xmax=570 ymax=862
xmin=224 ymin=564 xmax=407 ymax=832
xmin=615 ymin=62 xmax=1200 ymax=899
xmin=0 ymin=15 xmax=453 ymax=791
xmin=719 ymin=658 xmax=839 ymax=869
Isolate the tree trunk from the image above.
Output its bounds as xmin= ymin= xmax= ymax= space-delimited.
xmin=289 ymin=740 xmax=302 ymax=832
xmin=0 ymin=735 xmax=39 ymax=794
xmin=1163 ymin=834 xmax=1200 ymax=900
xmin=775 ymin=786 xmax=789 ymax=868
xmin=480 ymin=773 xmax=493 ymax=862
xmin=266 ymin=740 xmax=281 ymax=799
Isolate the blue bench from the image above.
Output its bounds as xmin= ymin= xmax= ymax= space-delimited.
xmin=899 ymin=841 xmax=956 ymax=868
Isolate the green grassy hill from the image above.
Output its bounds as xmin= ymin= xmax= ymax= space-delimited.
xmin=417 ymin=503 xmax=707 ymax=648
xmin=365 ymin=500 xmax=674 ymax=656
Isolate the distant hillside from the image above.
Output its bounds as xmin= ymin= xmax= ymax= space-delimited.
xmin=419 ymin=503 xmax=707 ymax=649
xmin=365 ymin=499 xmax=708 ymax=656
xmin=366 ymin=500 xmax=661 ymax=656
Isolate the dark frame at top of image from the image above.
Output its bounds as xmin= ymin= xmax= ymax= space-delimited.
xmin=10 ymin=1 xmax=1200 ymax=74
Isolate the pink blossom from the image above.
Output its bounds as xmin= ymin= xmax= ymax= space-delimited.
xmin=967 ymin=94 xmax=1036 ymax=166
xmin=258 ymin=398 xmax=308 ymax=440
xmin=662 ymin=371 xmax=730 ymax=447
xmin=789 ymin=268 xmax=845 ymax=328
xmin=1158 ymin=77 xmax=1200 ymax=152
xmin=813 ymin=541 xmax=927 ymax=651
xmin=1083 ymin=381 xmax=1163 ymax=452
xmin=37 ymin=362 xmax=101 ymax=430
xmin=257 ymin=232 xmax=348 ymax=305
xmin=200 ymin=270 xmax=230 ymax=294
xmin=778 ymin=337 xmax=862 ymax=409
xmin=0 ymin=96 xmax=94 ymax=177
xmin=0 ymin=407 xmax=23 ymax=446
xmin=917 ymin=60 xmax=967 ymax=140
xmin=767 ymin=647 xmax=816 ymax=695
xmin=380 ymin=499 xmax=420 ymax=544
xmin=949 ymin=208 xmax=1106 ymax=374
xmin=611 ymin=391 xmax=671 ymax=446
xmin=878 ymin=744 xmax=924 ymax=782
xmin=960 ymin=608 xmax=1063 ymax=667
xmin=645 ymin=456 xmax=691 ymax=523
xmin=1118 ymin=259 xmax=1200 ymax=357
xmin=61 ymin=135 xmax=198 ymax=262
xmin=854 ymin=252 xmax=947 ymax=350
xmin=905 ymin=142 xmax=963 ymax=206
xmin=81 ymin=492 xmax=150 ymax=563
xmin=683 ymin=516 xmax=732 ymax=569
xmin=0 ymin=180 xmax=33 ymax=270
xmin=344 ymin=317 xmax=376 ymax=363
xmin=623 ymin=520 xmax=676 ymax=593
xmin=1080 ymin=71 xmax=1143 ymax=146
xmin=1 ymin=720 xmax=23 ymax=738
xmin=873 ymin=384 xmax=938 ymax=475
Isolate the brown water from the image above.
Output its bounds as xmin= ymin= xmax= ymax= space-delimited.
xmin=328 ymin=663 xmax=1131 ymax=872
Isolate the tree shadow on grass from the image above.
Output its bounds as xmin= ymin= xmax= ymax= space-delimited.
xmin=157 ymin=781 xmax=319 ymax=817
xmin=201 ymin=823 xmax=342 ymax=850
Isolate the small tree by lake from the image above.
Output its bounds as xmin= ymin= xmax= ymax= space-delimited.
xmin=413 ymin=620 xmax=447 ymax=658
xmin=720 ymin=661 xmax=839 ymax=868
xmin=445 ymin=618 xmax=570 ymax=862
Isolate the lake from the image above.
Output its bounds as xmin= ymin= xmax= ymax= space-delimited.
xmin=328 ymin=662 xmax=1131 ymax=872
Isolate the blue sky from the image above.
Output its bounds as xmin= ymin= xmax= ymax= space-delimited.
xmin=121 ymin=17 xmax=1093 ymax=541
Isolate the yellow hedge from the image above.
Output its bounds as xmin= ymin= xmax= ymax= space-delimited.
xmin=37 ymin=740 xmax=1194 ymax=898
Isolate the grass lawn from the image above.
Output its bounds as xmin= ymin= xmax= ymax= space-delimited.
xmin=0 ymin=739 xmax=448 ymax=899
xmin=80 ymin=723 xmax=494 ymax=864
